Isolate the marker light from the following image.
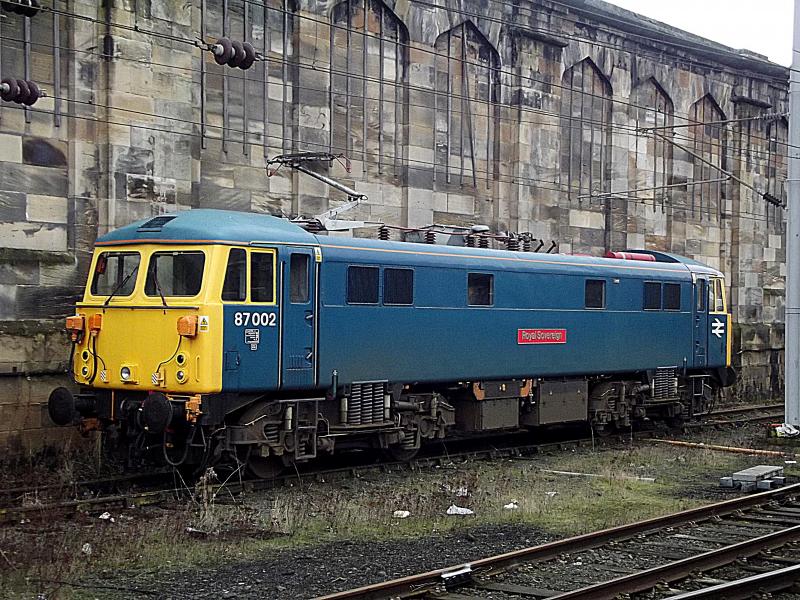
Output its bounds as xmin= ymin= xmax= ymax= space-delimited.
xmin=65 ymin=315 xmax=84 ymax=341
xmin=177 ymin=315 xmax=198 ymax=337
xmin=176 ymin=370 xmax=186 ymax=383
xmin=120 ymin=366 xmax=131 ymax=381
xmin=88 ymin=313 xmax=103 ymax=332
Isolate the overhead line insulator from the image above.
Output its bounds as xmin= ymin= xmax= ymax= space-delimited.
xmin=1 ymin=0 xmax=40 ymax=17
xmin=1 ymin=77 xmax=42 ymax=106
xmin=211 ymin=38 xmax=257 ymax=71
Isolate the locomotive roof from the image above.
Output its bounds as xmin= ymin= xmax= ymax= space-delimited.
xmin=96 ymin=209 xmax=318 ymax=246
xmin=96 ymin=209 xmax=722 ymax=277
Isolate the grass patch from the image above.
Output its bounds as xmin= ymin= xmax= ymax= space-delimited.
xmin=2 ymin=426 xmax=797 ymax=598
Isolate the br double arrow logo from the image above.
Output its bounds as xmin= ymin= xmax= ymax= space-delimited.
xmin=711 ymin=318 xmax=725 ymax=338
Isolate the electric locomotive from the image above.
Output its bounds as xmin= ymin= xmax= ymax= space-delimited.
xmin=48 ymin=209 xmax=735 ymax=475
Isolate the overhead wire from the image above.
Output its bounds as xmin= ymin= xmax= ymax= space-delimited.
xmin=0 ymin=1 xmax=789 ymax=221
xmin=15 ymin=0 xmax=793 ymax=151
xmin=0 ymin=98 xmax=783 ymax=227
xmin=0 ymin=28 xmax=789 ymax=165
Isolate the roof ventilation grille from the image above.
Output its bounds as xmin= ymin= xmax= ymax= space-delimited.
xmin=137 ymin=215 xmax=176 ymax=232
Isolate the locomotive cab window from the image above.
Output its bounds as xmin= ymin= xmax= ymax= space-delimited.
xmin=643 ymin=282 xmax=662 ymax=310
xmin=222 ymin=248 xmax=246 ymax=302
xmin=696 ymin=279 xmax=707 ymax=312
xmin=384 ymin=268 xmax=413 ymax=305
xmin=585 ymin=279 xmax=605 ymax=309
xmin=91 ymin=251 xmax=140 ymax=297
xmin=347 ymin=266 xmax=379 ymax=304
xmin=145 ymin=251 xmax=205 ymax=297
xmin=290 ymin=254 xmax=310 ymax=304
xmin=468 ymin=273 xmax=494 ymax=306
xmin=251 ymin=251 xmax=276 ymax=303
xmin=663 ymin=283 xmax=681 ymax=311
xmin=710 ymin=278 xmax=726 ymax=313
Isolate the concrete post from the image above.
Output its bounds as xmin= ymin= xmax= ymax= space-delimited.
xmin=786 ymin=0 xmax=800 ymax=426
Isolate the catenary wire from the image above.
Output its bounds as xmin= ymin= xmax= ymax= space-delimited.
xmin=16 ymin=0 xmax=793 ymax=151
xmin=0 ymin=29 xmax=790 ymax=164
xmin=0 ymin=99 xmax=783 ymax=226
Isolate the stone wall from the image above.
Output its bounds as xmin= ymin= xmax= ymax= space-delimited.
xmin=0 ymin=0 xmax=788 ymax=451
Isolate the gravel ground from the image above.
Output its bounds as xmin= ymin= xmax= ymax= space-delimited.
xmin=78 ymin=523 xmax=553 ymax=599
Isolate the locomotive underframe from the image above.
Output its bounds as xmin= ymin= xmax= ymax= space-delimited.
xmin=56 ymin=365 xmax=718 ymax=474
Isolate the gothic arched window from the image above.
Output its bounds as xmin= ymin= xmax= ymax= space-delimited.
xmin=433 ymin=22 xmax=500 ymax=187
xmin=688 ymin=95 xmax=726 ymax=220
xmin=629 ymin=78 xmax=674 ymax=211
xmin=560 ymin=58 xmax=612 ymax=202
xmin=330 ymin=0 xmax=408 ymax=174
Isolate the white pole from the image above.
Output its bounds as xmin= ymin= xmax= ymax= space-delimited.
xmin=786 ymin=0 xmax=800 ymax=427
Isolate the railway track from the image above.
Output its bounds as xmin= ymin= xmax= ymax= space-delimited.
xmin=0 ymin=432 xmax=619 ymax=525
xmin=318 ymin=483 xmax=800 ymax=600
xmin=0 ymin=402 xmax=787 ymax=526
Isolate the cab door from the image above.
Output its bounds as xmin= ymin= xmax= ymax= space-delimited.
xmin=280 ymin=247 xmax=318 ymax=389
xmin=693 ymin=276 xmax=708 ymax=368
xmin=707 ymin=277 xmax=729 ymax=367
xmin=221 ymin=247 xmax=280 ymax=392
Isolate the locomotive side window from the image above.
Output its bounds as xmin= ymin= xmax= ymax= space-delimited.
xmin=643 ymin=282 xmax=662 ymax=310
xmin=290 ymin=254 xmax=310 ymax=304
xmin=145 ymin=251 xmax=205 ymax=297
xmin=251 ymin=252 xmax=275 ymax=303
xmin=384 ymin=268 xmax=413 ymax=305
xmin=663 ymin=283 xmax=681 ymax=311
xmin=467 ymin=273 xmax=493 ymax=306
xmin=585 ymin=279 xmax=605 ymax=309
xmin=347 ymin=266 xmax=379 ymax=304
xmin=91 ymin=251 xmax=140 ymax=297
xmin=222 ymin=248 xmax=247 ymax=302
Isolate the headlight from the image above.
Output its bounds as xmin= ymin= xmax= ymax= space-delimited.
xmin=176 ymin=370 xmax=186 ymax=383
xmin=120 ymin=366 xmax=131 ymax=381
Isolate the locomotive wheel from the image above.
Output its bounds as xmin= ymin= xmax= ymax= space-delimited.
xmin=237 ymin=401 xmax=287 ymax=479
xmin=246 ymin=450 xmax=285 ymax=479
xmin=592 ymin=423 xmax=614 ymax=437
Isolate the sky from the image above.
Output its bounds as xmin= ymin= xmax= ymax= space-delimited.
xmin=604 ymin=0 xmax=793 ymax=66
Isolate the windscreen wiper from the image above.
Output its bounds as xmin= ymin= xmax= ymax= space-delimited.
xmin=104 ymin=265 xmax=139 ymax=307
xmin=151 ymin=260 xmax=169 ymax=308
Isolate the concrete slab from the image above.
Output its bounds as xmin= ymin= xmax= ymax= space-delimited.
xmin=731 ymin=465 xmax=784 ymax=483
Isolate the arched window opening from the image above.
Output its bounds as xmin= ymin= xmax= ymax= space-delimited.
xmin=688 ymin=95 xmax=726 ymax=220
xmin=204 ymin=0 xmax=297 ymax=156
xmin=433 ymin=21 xmax=500 ymax=187
xmin=330 ymin=0 xmax=408 ymax=175
xmin=765 ymin=117 xmax=788 ymax=224
xmin=629 ymin=78 xmax=674 ymax=212
xmin=560 ymin=58 xmax=612 ymax=203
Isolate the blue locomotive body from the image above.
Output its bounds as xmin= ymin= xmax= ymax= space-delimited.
xmin=51 ymin=210 xmax=734 ymax=473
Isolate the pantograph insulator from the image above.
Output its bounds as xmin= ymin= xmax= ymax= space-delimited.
xmin=478 ymin=236 xmax=489 ymax=249
xmin=378 ymin=226 xmax=390 ymax=241
xmin=465 ymin=234 xmax=475 ymax=247
xmin=424 ymin=230 xmax=436 ymax=244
